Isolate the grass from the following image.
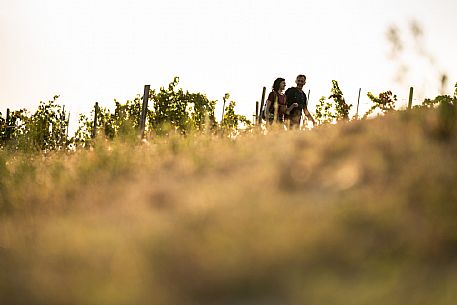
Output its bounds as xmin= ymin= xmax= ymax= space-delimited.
xmin=1 ymin=107 xmax=457 ymax=305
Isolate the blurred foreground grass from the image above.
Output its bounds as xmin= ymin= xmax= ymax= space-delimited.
xmin=1 ymin=108 xmax=457 ymax=305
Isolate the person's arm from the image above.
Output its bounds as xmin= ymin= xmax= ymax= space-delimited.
xmin=286 ymin=102 xmax=298 ymax=115
xmin=264 ymin=99 xmax=272 ymax=118
xmin=284 ymin=89 xmax=294 ymax=114
xmin=303 ymin=106 xmax=316 ymax=125
xmin=264 ymin=92 xmax=277 ymax=119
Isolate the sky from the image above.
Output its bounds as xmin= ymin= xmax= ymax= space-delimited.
xmin=1 ymin=0 xmax=457 ymax=130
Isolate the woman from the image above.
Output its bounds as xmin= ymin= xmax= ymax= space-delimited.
xmin=264 ymin=78 xmax=297 ymax=124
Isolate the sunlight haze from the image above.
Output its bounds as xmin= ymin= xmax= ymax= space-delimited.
xmin=1 ymin=0 xmax=456 ymax=130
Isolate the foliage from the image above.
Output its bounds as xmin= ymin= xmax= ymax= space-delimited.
xmin=314 ymin=80 xmax=351 ymax=125
xmin=1 ymin=96 xmax=69 ymax=151
xmin=150 ymin=77 xmax=190 ymax=134
xmin=221 ymin=94 xmax=251 ymax=131
xmin=74 ymin=77 xmax=220 ymax=143
xmin=1 ymin=77 xmax=246 ymax=151
xmin=315 ymin=96 xmax=337 ymax=125
xmin=420 ymin=95 xmax=456 ymax=109
xmin=149 ymin=77 xmax=217 ymax=135
xmin=419 ymin=82 xmax=457 ymax=109
xmin=364 ymin=91 xmax=397 ymax=118
xmin=73 ymin=114 xmax=93 ymax=147
xmin=186 ymin=92 xmax=218 ymax=131
xmin=435 ymin=98 xmax=457 ymax=139
xmin=328 ymin=80 xmax=351 ymax=120
xmin=0 ymin=112 xmax=9 ymax=142
xmin=113 ymin=97 xmax=143 ymax=136
xmin=73 ymin=98 xmax=142 ymax=147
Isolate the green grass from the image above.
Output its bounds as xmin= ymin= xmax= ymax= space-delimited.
xmin=1 ymin=108 xmax=457 ymax=305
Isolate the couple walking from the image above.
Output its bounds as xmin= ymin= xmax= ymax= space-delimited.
xmin=264 ymin=74 xmax=315 ymax=128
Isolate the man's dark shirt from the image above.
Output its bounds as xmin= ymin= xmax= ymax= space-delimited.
xmin=285 ymin=87 xmax=307 ymax=112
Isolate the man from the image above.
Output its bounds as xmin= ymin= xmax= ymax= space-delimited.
xmin=285 ymin=74 xmax=316 ymax=128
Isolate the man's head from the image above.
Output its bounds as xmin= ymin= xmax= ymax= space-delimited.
xmin=295 ymin=75 xmax=306 ymax=88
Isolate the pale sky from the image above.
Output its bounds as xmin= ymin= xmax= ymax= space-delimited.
xmin=1 ymin=0 xmax=456 ymax=129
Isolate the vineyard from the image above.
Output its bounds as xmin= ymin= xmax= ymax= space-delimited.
xmin=1 ymin=80 xmax=457 ymax=305
xmin=2 ymin=79 xmax=456 ymax=152
xmin=0 ymin=77 xmax=252 ymax=152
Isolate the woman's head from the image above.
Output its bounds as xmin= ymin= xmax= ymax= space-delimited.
xmin=272 ymin=78 xmax=286 ymax=92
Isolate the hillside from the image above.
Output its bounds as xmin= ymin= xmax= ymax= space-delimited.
xmin=1 ymin=107 xmax=456 ymax=305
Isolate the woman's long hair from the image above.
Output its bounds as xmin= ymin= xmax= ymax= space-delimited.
xmin=272 ymin=78 xmax=285 ymax=92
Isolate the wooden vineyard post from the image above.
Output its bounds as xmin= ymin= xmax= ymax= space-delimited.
xmin=356 ymin=88 xmax=361 ymax=119
xmin=140 ymin=85 xmax=150 ymax=138
xmin=61 ymin=106 xmax=67 ymax=146
xmin=408 ymin=87 xmax=414 ymax=110
xmin=221 ymin=94 xmax=227 ymax=126
xmin=6 ymin=108 xmax=11 ymax=140
xmin=92 ymin=102 xmax=99 ymax=139
xmin=66 ymin=112 xmax=71 ymax=139
xmin=258 ymin=87 xmax=266 ymax=124
xmin=255 ymin=101 xmax=259 ymax=125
